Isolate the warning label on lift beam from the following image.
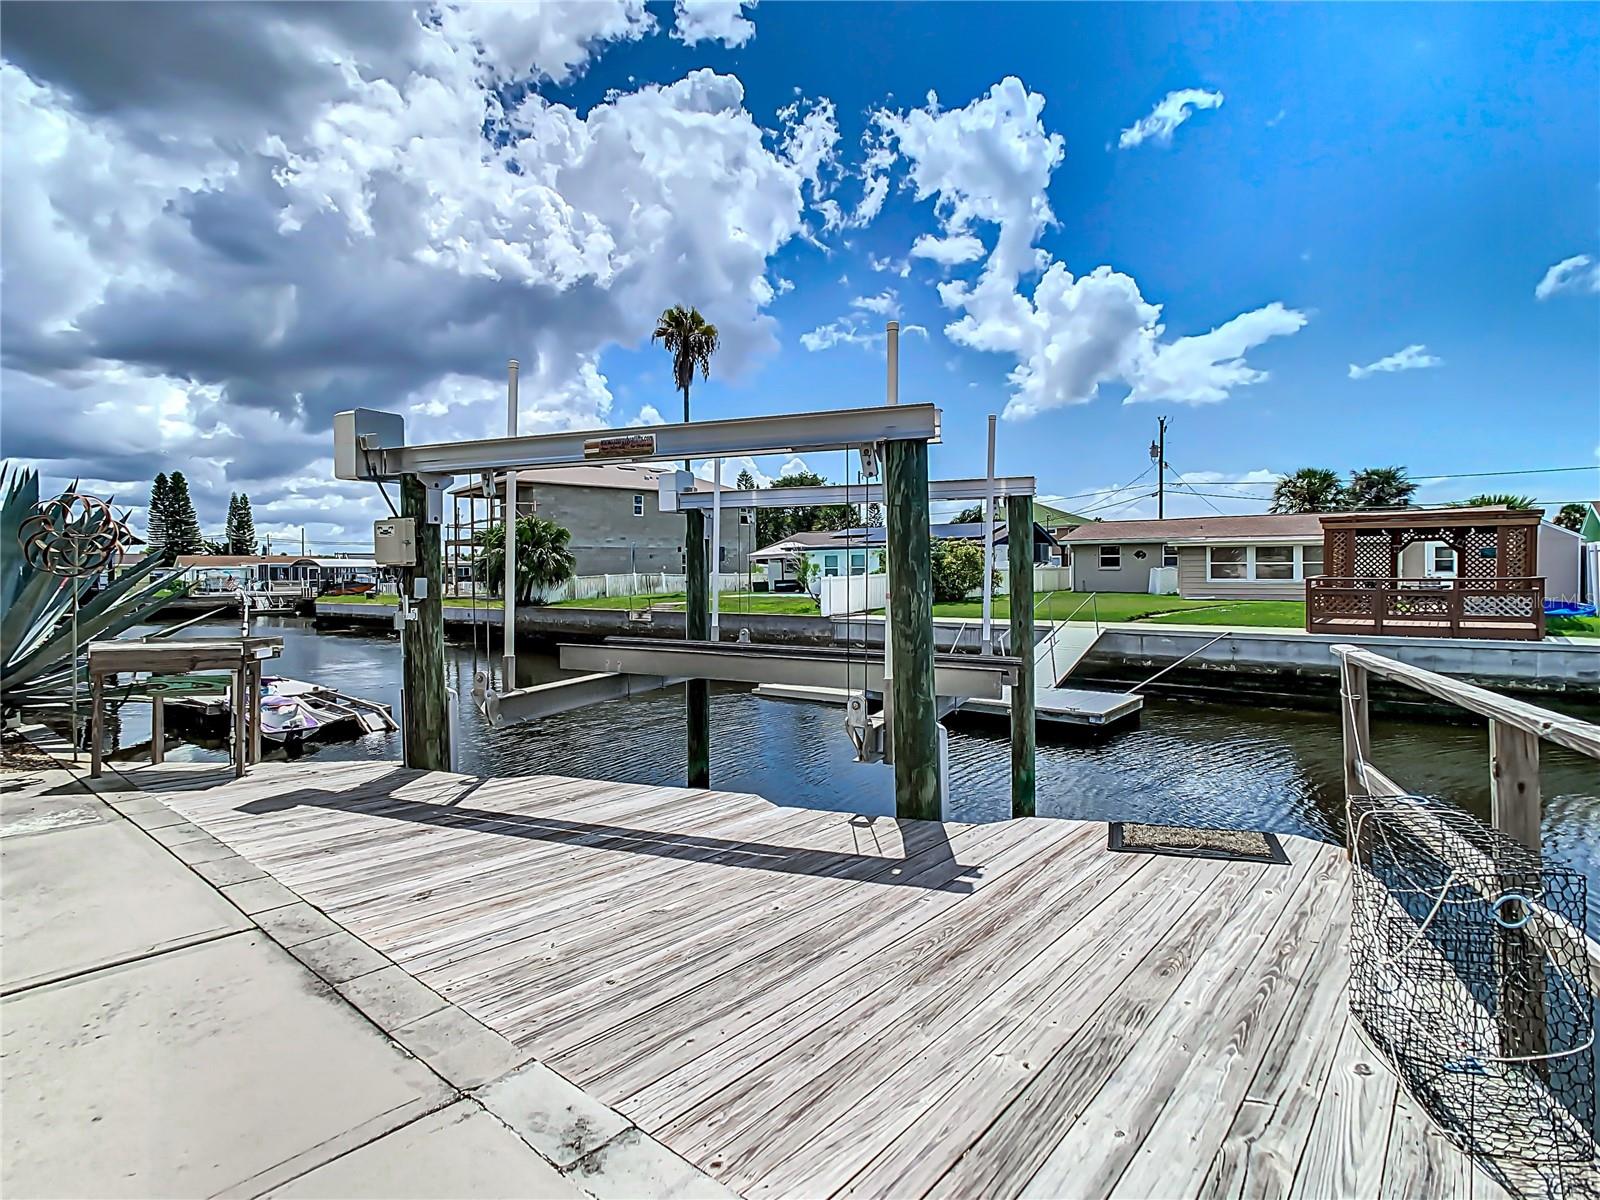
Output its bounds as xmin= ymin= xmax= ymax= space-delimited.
xmin=583 ymin=433 xmax=656 ymax=459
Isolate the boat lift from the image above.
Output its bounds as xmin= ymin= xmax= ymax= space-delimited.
xmin=334 ymin=399 xmax=1040 ymax=820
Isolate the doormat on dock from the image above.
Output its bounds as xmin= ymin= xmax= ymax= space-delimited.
xmin=1107 ymin=822 xmax=1287 ymax=865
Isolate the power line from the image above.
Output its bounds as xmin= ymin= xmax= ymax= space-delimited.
xmin=1191 ymin=465 xmax=1597 ymax=486
xmin=1164 ymin=463 xmax=1228 ymax=517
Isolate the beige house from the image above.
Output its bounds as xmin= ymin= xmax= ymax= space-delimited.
xmin=1062 ymin=513 xmax=1329 ymax=600
xmin=1063 ymin=508 xmax=1581 ymax=610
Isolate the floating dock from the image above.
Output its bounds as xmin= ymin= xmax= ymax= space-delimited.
xmin=959 ymin=683 xmax=1143 ymax=730
xmin=85 ymin=756 xmax=1517 ymax=1199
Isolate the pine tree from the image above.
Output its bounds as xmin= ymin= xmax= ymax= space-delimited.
xmin=225 ymin=493 xmax=257 ymax=554
xmin=165 ymin=472 xmax=204 ymax=556
xmin=146 ymin=473 xmax=171 ymax=555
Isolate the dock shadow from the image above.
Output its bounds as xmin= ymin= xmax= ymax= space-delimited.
xmin=239 ymin=767 xmax=979 ymax=893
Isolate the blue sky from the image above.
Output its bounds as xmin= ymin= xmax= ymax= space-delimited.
xmin=595 ymin=2 xmax=1600 ymax=515
xmin=2 ymin=1 xmax=1596 ymax=542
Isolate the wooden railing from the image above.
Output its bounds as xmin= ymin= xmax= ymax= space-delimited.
xmin=1333 ymin=643 xmax=1600 ymax=987
xmin=1307 ymin=576 xmax=1545 ymax=640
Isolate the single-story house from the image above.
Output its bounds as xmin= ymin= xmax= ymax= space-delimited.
xmin=1063 ymin=513 xmax=1327 ymax=599
xmin=1062 ymin=508 xmax=1582 ymax=602
xmin=752 ymin=521 xmax=1059 ymax=588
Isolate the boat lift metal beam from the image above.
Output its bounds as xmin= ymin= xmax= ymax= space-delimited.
xmin=558 ymin=639 xmax=1018 ymax=702
xmin=482 ymin=671 xmax=679 ymax=726
xmin=334 ymin=404 xmax=941 ymax=480
xmin=668 ymin=476 xmax=1037 ymax=512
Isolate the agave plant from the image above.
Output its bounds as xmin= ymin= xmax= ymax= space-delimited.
xmin=1 ymin=464 xmax=184 ymax=716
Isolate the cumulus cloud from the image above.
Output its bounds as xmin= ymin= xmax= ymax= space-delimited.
xmin=1 ymin=4 xmax=821 ymax=543
xmin=1347 ymin=343 xmax=1443 ymax=380
xmin=868 ymin=253 xmax=911 ymax=278
xmin=1534 ymin=254 xmax=1600 ymax=300
xmin=910 ymin=232 xmax=986 ymax=266
xmin=672 ymin=0 xmax=757 ymax=49
xmin=870 ymin=78 xmax=1303 ymax=419
xmin=850 ymin=291 xmax=900 ymax=317
xmin=800 ymin=318 xmax=926 ymax=352
xmin=1118 ymin=88 xmax=1224 ymax=149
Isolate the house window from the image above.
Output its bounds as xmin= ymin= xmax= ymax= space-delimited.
xmin=823 ymin=553 xmax=841 ymax=577
xmin=740 ymin=509 xmax=752 ymax=525
xmin=1430 ymin=544 xmax=1458 ymax=578
xmin=1161 ymin=545 xmax=1179 ymax=569
xmin=1208 ymin=546 xmax=1249 ymax=580
xmin=849 ymin=550 xmax=867 ymax=576
xmin=1302 ymin=544 xmax=1324 ymax=578
xmin=632 ymin=494 xmax=644 ymax=517
xmin=1099 ymin=545 xmax=1121 ymax=570
xmin=1256 ymin=545 xmax=1296 ymax=581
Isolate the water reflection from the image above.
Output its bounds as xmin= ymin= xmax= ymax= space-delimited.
xmin=111 ymin=616 xmax=1599 ymax=934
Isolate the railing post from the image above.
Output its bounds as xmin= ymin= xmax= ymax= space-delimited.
xmin=1489 ymin=719 xmax=1541 ymax=856
xmin=1338 ymin=655 xmax=1370 ymax=850
xmin=1489 ymin=718 xmax=1547 ymax=1064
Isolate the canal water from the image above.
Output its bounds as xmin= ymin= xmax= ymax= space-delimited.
xmin=109 ymin=616 xmax=1600 ymax=935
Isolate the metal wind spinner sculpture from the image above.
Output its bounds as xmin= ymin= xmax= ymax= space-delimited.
xmin=16 ymin=492 xmax=139 ymax=754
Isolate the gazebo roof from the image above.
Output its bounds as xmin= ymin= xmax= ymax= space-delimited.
xmin=1317 ymin=505 xmax=1541 ymax=530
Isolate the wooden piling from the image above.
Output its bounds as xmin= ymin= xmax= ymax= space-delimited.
xmin=400 ymin=475 xmax=450 ymax=772
xmin=1007 ymin=495 xmax=1037 ymax=818
xmin=685 ymin=508 xmax=711 ymax=788
xmin=885 ymin=439 xmax=939 ymax=820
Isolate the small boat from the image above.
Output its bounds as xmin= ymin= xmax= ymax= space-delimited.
xmin=164 ymin=675 xmax=397 ymax=746
xmin=257 ymin=677 xmax=398 ymax=744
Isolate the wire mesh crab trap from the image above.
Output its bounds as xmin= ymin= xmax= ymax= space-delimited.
xmin=1349 ymin=794 xmax=1595 ymax=1189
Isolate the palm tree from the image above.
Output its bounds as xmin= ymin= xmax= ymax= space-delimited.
xmin=1345 ymin=465 xmax=1417 ymax=509
xmin=1451 ymin=493 xmax=1538 ymax=510
xmin=474 ymin=516 xmax=577 ymax=603
xmin=652 ymin=305 xmax=719 ymax=469
xmin=1554 ymin=502 xmax=1586 ymax=532
xmin=1270 ymin=468 xmax=1345 ymax=514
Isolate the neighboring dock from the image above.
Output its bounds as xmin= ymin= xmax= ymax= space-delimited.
xmin=76 ymin=755 xmax=1516 ymax=1199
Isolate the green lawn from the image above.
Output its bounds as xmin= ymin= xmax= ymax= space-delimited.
xmin=928 ymin=590 xmax=1228 ymax=623
xmin=1141 ymin=601 xmax=1308 ymax=628
xmin=1548 ymin=615 xmax=1600 ymax=639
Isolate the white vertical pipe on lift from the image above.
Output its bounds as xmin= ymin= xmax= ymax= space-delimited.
xmin=882 ymin=321 xmax=898 ymax=764
xmin=981 ymin=413 xmax=996 ymax=655
xmin=886 ymin=321 xmax=900 ymax=407
xmin=710 ymin=458 xmax=722 ymax=641
xmin=502 ymin=359 xmax=519 ymax=689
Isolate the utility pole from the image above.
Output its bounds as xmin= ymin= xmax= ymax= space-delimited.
xmin=1150 ymin=416 xmax=1168 ymax=519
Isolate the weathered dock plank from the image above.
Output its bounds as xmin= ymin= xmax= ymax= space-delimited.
xmin=108 ymin=757 xmax=1501 ymax=1199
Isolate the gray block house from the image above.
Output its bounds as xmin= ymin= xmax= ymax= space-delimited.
xmin=451 ymin=465 xmax=753 ymax=577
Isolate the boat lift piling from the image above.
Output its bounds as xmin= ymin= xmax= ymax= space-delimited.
xmin=400 ymin=474 xmax=451 ymax=772
xmin=1007 ymin=492 xmax=1036 ymax=817
xmin=684 ymin=507 xmax=711 ymax=789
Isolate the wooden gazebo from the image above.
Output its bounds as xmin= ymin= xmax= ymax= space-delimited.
xmin=1306 ymin=506 xmax=1544 ymax=640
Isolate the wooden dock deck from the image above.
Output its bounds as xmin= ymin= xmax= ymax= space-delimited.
xmin=111 ymin=758 xmax=1512 ymax=1199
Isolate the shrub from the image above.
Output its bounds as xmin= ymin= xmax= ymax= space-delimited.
xmin=930 ymin=540 xmax=990 ymax=604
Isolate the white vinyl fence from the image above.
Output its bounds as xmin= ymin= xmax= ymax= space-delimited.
xmin=818 ymin=572 xmax=888 ymax=618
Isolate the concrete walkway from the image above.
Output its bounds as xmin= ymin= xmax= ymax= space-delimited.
xmin=0 ymin=731 xmax=736 ymax=1199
